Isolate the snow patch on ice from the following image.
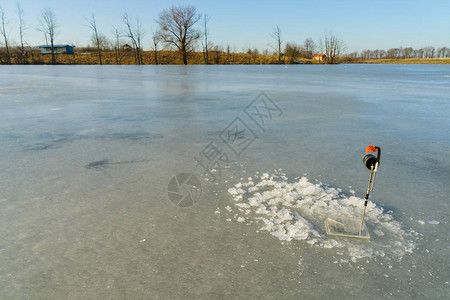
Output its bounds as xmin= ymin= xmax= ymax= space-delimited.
xmin=224 ymin=171 xmax=416 ymax=261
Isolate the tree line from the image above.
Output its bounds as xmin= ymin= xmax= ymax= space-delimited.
xmin=0 ymin=4 xmax=206 ymax=65
xmin=281 ymin=33 xmax=344 ymax=64
xmin=349 ymin=46 xmax=450 ymax=59
xmin=0 ymin=3 xmax=448 ymax=65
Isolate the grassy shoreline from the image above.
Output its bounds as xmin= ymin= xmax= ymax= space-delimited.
xmin=2 ymin=50 xmax=450 ymax=65
xmin=351 ymin=58 xmax=450 ymax=64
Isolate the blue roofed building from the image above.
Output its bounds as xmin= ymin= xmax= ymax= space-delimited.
xmin=37 ymin=45 xmax=75 ymax=55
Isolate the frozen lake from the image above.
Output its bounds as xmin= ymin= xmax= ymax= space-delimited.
xmin=0 ymin=64 xmax=449 ymax=299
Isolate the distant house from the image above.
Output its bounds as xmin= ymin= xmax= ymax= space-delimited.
xmin=312 ymin=54 xmax=326 ymax=62
xmin=122 ymin=44 xmax=133 ymax=51
xmin=37 ymin=45 xmax=75 ymax=55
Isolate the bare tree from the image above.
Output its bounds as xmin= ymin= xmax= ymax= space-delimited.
xmin=403 ymin=47 xmax=414 ymax=58
xmin=437 ymin=47 xmax=450 ymax=58
xmin=362 ymin=49 xmax=379 ymax=59
xmin=151 ymin=28 xmax=161 ymax=64
xmin=322 ymin=33 xmax=345 ymax=64
xmin=134 ymin=17 xmax=145 ymax=64
xmin=417 ymin=48 xmax=425 ymax=58
xmin=423 ymin=46 xmax=435 ymax=58
xmin=112 ymin=27 xmax=121 ymax=64
xmin=90 ymin=34 xmax=109 ymax=49
xmin=39 ymin=8 xmax=58 ymax=64
xmin=344 ymin=52 xmax=359 ymax=60
xmin=87 ymin=14 xmax=102 ymax=64
xmin=202 ymin=14 xmax=210 ymax=64
xmin=123 ymin=13 xmax=144 ymax=64
xmin=373 ymin=49 xmax=380 ymax=59
xmin=386 ymin=48 xmax=401 ymax=59
xmin=0 ymin=6 xmax=11 ymax=64
xmin=157 ymin=5 xmax=201 ymax=65
xmin=271 ymin=25 xmax=282 ymax=63
xmin=303 ymin=38 xmax=315 ymax=59
xmin=17 ymin=2 xmax=27 ymax=63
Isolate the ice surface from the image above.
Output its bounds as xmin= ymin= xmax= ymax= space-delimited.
xmin=226 ymin=171 xmax=415 ymax=261
xmin=1 ymin=65 xmax=448 ymax=299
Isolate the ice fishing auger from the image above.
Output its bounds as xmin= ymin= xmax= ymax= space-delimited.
xmin=325 ymin=145 xmax=381 ymax=239
xmin=360 ymin=145 xmax=381 ymax=235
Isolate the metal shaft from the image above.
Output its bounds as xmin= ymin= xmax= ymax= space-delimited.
xmin=359 ymin=165 xmax=375 ymax=235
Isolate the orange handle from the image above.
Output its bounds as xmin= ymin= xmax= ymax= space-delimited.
xmin=366 ymin=145 xmax=381 ymax=165
xmin=366 ymin=145 xmax=378 ymax=153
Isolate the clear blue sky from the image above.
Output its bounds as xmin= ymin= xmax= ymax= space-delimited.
xmin=1 ymin=0 xmax=449 ymax=52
